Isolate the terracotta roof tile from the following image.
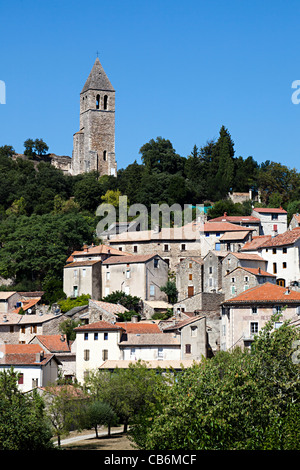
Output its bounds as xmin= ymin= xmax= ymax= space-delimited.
xmin=74 ymin=320 xmax=125 ymax=332
xmin=241 ymin=235 xmax=272 ymax=251
xmin=202 ymin=222 xmax=254 ymax=232
xmin=102 ymin=254 xmax=159 ymax=265
xmin=259 ymin=228 xmax=300 ymax=248
xmin=252 ymin=207 xmax=287 ymax=214
xmin=33 ymin=334 xmax=71 ymax=352
xmin=115 ymin=322 xmax=161 ymax=334
xmin=224 ymin=282 xmax=300 ymax=304
xmin=208 ymin=215 xmax=260 ymax=223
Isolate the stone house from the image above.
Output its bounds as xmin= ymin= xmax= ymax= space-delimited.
xmin=0 ymin=311 xmax=64 ymax=345
xmin=101 ymin=254 xmax=168 ymax=301
xmin=202 ymin=250 xmax=227 ymax=293
xmin=223 ymin=266 xmax=276 ymax=300
xmin=0 ymin=343 xmax=61 ymax=392
xmin=251 ymin=207 xmax=287 ymax=236
xmin=241 ymin=227 xmax=300 ymax=289
xmin=219 ymin=230 xmax=253 ymax=252
xmin=29 ymin=334 xmax=76 ymax=382
xmin=74 ymin=318 xmax=206 ymax=382
xmin=63 ymin=259 xmax=102 ymax=299
xmin=199 ymin=222 xmax=254 ymax=257
xmin=221 ymin=252 xmax=268 ymax=279
xmin=221 ymin=282 xmax=300 ymax=351
xmin=176 ymin=257 xmax=203 ymax=302
xmin=289 ymin=213 xmax=300 ymax=230
xmin=106 ymin=225 xmax=202 ymax=272
xmin=0 ymin=292 xmax=21 ymax=314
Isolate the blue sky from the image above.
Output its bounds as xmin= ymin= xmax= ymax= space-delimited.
xmin=1 ymin=0 xmax=300 ymax=171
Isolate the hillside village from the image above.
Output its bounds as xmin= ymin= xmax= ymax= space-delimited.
xmin=1 ymin=203 xmax=300 ymax=391
xmin=1 ymin=58 xmax=300 ymax=397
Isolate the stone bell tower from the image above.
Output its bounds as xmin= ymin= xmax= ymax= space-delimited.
xmin=72 ymin=58 xmax=117 ymax=176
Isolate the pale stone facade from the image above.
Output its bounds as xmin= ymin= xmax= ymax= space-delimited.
xmin=72 ymin=58 xmax=117 ymax=177
xmin=251 ymin=208 xmax=287 ymax=236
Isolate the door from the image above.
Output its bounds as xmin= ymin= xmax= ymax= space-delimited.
xmin=188 ymin=286 xmax=194 ymax=297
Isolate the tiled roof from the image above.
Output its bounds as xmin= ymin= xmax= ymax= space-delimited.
xmin=202 ymin=222 xmax=253 ymax=233
xmin=224 ymin=252 xmax=265 ymax=261
xmin=225 ymin=266 xmax=275 ymax=277
xmin=64 ymin=260 xmax=102 ymax=268
xmin=119 ymin=333 xmax=180 ymax=346
xmin=90 ymin=300 xmax=129 ymax=314
xmin=241 ymin=235 xmax=272 ymax=251
xmin=0 ymin=344 xmax=55 ymax=366
xmin=0 ymin=344 xmax=43 ymax=354
xmin=219 ymin=231 xmax=250 ymax=240
xmin=259 ymin=228 xmax=300 ymax=248
xmin=102 ymin=254 xmax=159 ymax=265
xmin=32 ymin=335 xmax=71 ymax=353
xmin=115 ymin=322 xmax=161 ymax=334
xmin=223 ymin=282 xmax=300 ymax=304
xmin=162 ymin=315 xmax=205 ymax=331
xmin=252 ymin=207 xmax=287 ymax=214
xmin=67 ymin=244 xmax=132 ymax=262
xmin=0 ymin=291 xmax=17 ymax=300
xmin=13 ymin=297 xmax=41 ymax=314
xmin=74 ymin=320 xmax=125 ymax=332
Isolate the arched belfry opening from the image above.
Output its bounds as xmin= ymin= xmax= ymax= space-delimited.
xmin=96 ymin=94 xmax=100 ymax=109
xmin=104 ymin=95 xmax=108 ymax=110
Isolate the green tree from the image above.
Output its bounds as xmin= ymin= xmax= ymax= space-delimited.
xmin=58 ymin=294 xmax=91 ymax=314
xmin=34 ymin=138 xmax=49 ymax=156
xmin=0 ymin=368 xmax=54 ymax=450
xmin=59 ymin=318 xmax=83 ymax=341
xmin=160 ymin=280 xmax=178 ymax=304
xmin=101 ymin=291 xmax=141 ymax=313
xmin=85 ymin=401 xmax=117 ymax=437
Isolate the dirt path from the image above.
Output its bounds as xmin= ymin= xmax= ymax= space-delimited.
xmin=56 ymin=427 xmax=136 ymax=451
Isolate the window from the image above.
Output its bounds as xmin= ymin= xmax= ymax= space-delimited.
xmin=250 ymin=322 xmax=258 ymax=334
xmin=164 ymin=244 xmax=169 ymax=252
xmin=18 ymin=373 xmax=24 ymax=385
xmin=73 ymin=286 xmax=78 ymax=297
xmin=283 ymin=247 xmax=287 ymax=254
xmin=273 ymin=263 xmax=277 ymax=274
xmin=105 ymin=287 xmax=110 ymax=296
xmin=32 ymin=378 xmax=38 ymax=388
xmin=74 ymin=269 xmax=78 ymax=278
xmin=126 ymin=269 xmax=130 ymax=279
xmin=185 ymin=344 xmax=191 ymax=354
xmin=104 ymin=332 xmax=108 ymax=340
xmin=103 ymin=150 xmax=107 ymax=161
xmin=102 ymin=349 xmax=108 ymax=361
xmin=158 ymin=347 xmax=163 ymax=359
xmin=104 ymin=95 xmax=108 ymax=110
xmin=209 ymin=278 xmax=213 ymax=287
xmin=94 ymin=333 xmax=98 ymax=340
xmin=134 ymin=245 xmax=138 ymax=253
xmin=96 ymin=94 xmax=100 ymax=109
xmin=82 ymin=268 xmax=86 ymax=277
xmin=209 ymin=266 xmax=213 ymax=274
xmin=118 ymin=247 xmax=123 ymax=251
xmin=252 ymin=307 xmax=257 ymax=314
xmin=84 ymin=333 xmax=88 ymax=341
xmin=205 ymin=232 xmax=209 ymax=237
xmin=106 ymin=271 xmax=110 ymax=280
xmin=283 ymin=262 xmax=287 ymax=269
xmin=188 ymin=286 xmax=194 ymax=297
xmin=154 ymin=258 xmax=159 ymax=268
xmin=21 ymin=326 xmax=25 ymax=334
xmin=189 ymin=262 xmax=192 ymax=268
xmin=150 ymin=284 xmax=155 ymax=296
xmin=84 ymin=350 xmax=90 ymax=361
xmin=31 ymin=325 xmax=37 ymax=334
xmin=244 ymin=276 xmax=249 ymax=282
xmin=189 ymin=273 xmax=193 ymax=281
xmin=181 ymin=244 xmax=186 ymax=251
xmin=231 ymin=277 xmax=235 ymax=283
xmin=273 ymin=248 xmax=277 ymax=254
xmin=272 ymin=214 xmax=278 ymax=220
xmin=231 ymin=286 xmax=236 ymax=295
xmin=191 ymin=326 xmax=197 ymax=337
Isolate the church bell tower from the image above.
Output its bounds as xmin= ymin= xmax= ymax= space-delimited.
xmin=72 ymin=58 xmax=117 ymax=176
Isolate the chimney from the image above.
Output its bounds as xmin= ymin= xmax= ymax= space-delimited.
xmin=60 ymin=334 xmax=65 ymax=342
xmin=35 ymin=350 xmax=44 ymax=362
xmin=258 ymin=267 xmax=261 ymax=274
xmin=83 ymin=244 xmax=88 ymax=252
xmin=131 ymin=315 xmax=139 ymax=323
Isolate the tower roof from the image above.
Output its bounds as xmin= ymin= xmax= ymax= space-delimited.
xmin=81 ymin=57 xmax=115 ymax=93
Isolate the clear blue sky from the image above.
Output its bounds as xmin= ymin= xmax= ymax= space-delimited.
xmin=1 ymin=0 xmax=300 ymax=171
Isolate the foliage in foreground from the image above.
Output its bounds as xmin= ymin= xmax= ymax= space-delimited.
xmin=128 ymin=315 xmax=300 ymax=450
xmin=0 ymin=368 xmax=54 ymax=450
